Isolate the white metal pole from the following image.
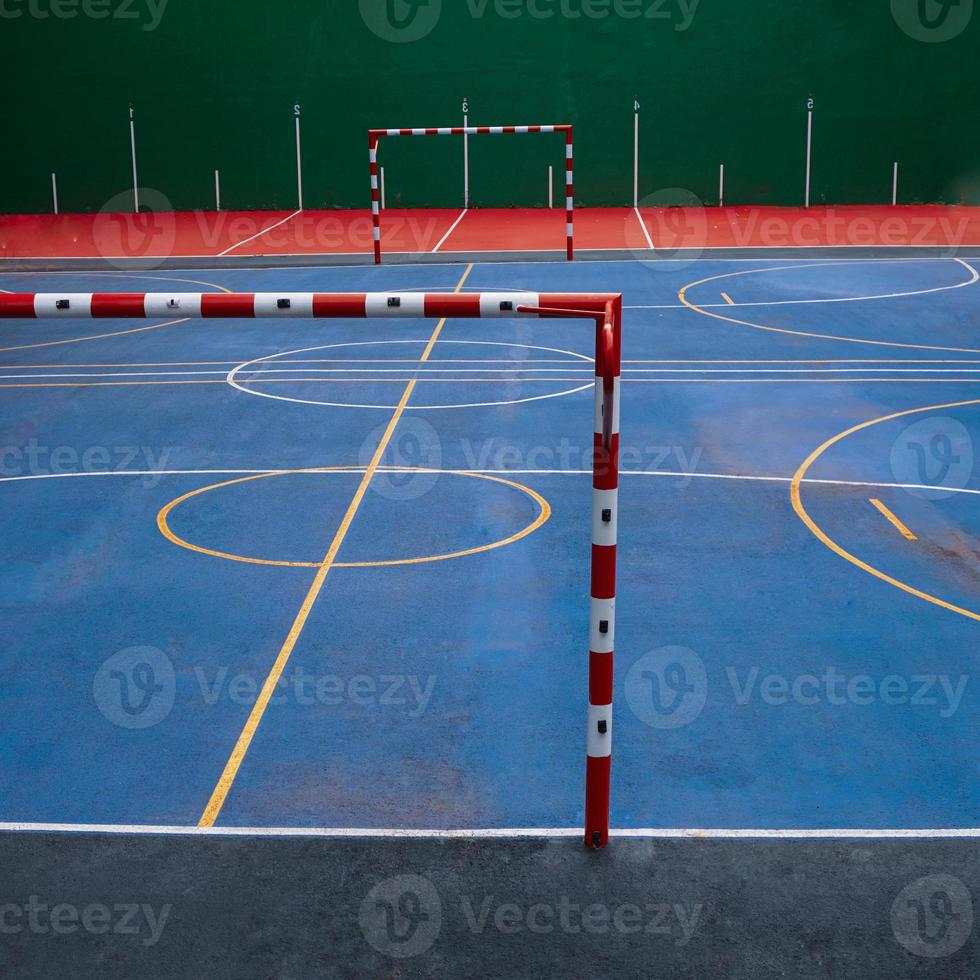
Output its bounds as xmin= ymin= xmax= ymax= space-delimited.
xmin=463 ymin=112 xmax=470 ymax=208
xmin=804 ymin=107 xmax=813 ymax=209
xmin=719 ymin=164 xmax=725 ymax=208
xmin=129 ymin=108 xmax=139 ymax=212
xmin=892 ymin=162 xmax=899 ymax=206
xmin=51 ymin=173 xmax=59 ymax=215
xmin=548 ymin=165 xmax=553 ymax=208
xmin=633 ymin=109 xmax=639 ymax=208
xmin=214 ymin=170 xmax=221 ymax=211
xmin=380 ymin=166 xmax=386 ymax=210
xmin=295 ymin=114 xmax=304 ymax=210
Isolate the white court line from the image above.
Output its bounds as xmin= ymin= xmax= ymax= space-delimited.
xmin=225 ymin=337 xmax=594 ymax=411
xmin=633 ymin=206 xmax=655 ymax=250
xmin=431 ymin=209 xmax=469 ymax=253
xmin=217 ymin=209 xmax=303 ymax=257
xmin=3 ymin=257 xmax=980 ymax=279
xmin=0 ymin=822 xmax=975 ymax=839
xmin=14 ymin=367 xmax=980 ymax=381
xmin=627 ymin=257 xmax=979 ymax=309
xmin=2 ymin=466 xmax=980 ymax=500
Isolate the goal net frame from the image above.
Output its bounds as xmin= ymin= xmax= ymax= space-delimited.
xmin=368 ymin=125 xmax=575 ymax=264
xmin=0 ymin=287 xmax=619 ymax=848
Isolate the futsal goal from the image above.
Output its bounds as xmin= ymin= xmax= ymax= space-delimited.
xmin=0 ymin=288 xmax=619 ymax=848
xmin=369 ymin=125 xmax=575 ymax=264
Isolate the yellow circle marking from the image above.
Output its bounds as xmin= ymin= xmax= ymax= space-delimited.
xmin=678 ymin=262 xmax=980 ymax=354
xmin=0 ymin=274 xmax=231 ymax=352
xmin=158 ymin=466 xmax=551 ymax=568
xmin=791 ymin=398 xmax=980 ymax=621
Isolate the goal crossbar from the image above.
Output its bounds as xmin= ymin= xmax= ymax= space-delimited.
xmin=368 ymin=125 xmax=574 ymax=264
xmin=0 ymin=288 xmax=620 ymax=849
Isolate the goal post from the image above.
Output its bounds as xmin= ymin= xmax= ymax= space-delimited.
xmin=368 ymin=125 xmax=575 ymax=264
xmin=0 ymin=288 xmax=619 ymax=848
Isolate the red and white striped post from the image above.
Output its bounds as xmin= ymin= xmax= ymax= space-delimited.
xmin=368 ymin=125 xmax=574 ymax=264
xmin=369 ymin=134 xmax=382 ymax=265
xmin=0 ymin=288 xmax=619 ymax=847
xmin=564 ymin=127 xmax=575 ymax=262
xmin=587 ymin=298 xmax=620 ymax=848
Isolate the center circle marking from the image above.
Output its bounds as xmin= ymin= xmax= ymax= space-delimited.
xmin=157 ymin=467 xmax=551 ymax=568
xmin=225 ymin=339 xmax=594 ymax=411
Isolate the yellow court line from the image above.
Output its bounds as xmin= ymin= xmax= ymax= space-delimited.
xmin=0 ymin=318 xmax=191 ymax=353
xmin=158 ymin=467 xmax=550 ymax=568
xmin=869 ymin=498 xmax=918 ymax=541
xmin=197 ymin=262 xmax=474 ymax=828
xmin=790 ymin=398 xmax=980 ymax=622
xmin=721 ymin=292 xmax=735 ymax=306
xmin=678 ymin=263 xmax=980 ymax=355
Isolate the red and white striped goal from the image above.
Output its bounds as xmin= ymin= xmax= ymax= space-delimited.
xmin=0 ymin=288 xmax=619 ymax=848
xmin=368 ymin=125 xmax=574 ymax=264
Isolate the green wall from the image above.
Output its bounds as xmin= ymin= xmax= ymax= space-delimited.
xmin=2 ymin=0 xmax=977 ymax=214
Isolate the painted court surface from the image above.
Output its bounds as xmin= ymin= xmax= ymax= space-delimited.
xmin=0 ymin=252 xmax=978 ymax=834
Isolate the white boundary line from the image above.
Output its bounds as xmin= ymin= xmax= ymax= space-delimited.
xmin=4 ymin=256 xmax=980 ymax=275
xmin=3 ymin=467 xmax=980 ymax=500
xmin=0 ymin=822 xmax=975 ymax=839
xmin=217 ymin=209 xmax=303 ymax=257
xmin=16 ymin=367 xmax=980 ymax=381
xmin=633 ymin=207 xmax=655 ymax=250
xmin=431 ymin=209 xmax=469 ymax=253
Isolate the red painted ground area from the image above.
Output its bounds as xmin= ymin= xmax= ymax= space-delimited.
xmin=636 ymin=205 xmax=980 ymax=250
xmin=1 ymin=205 xmax=977 ymax=260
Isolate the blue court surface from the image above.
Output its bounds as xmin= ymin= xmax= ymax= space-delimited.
xmin=1 ymin=255 xmax=978 ymax=832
